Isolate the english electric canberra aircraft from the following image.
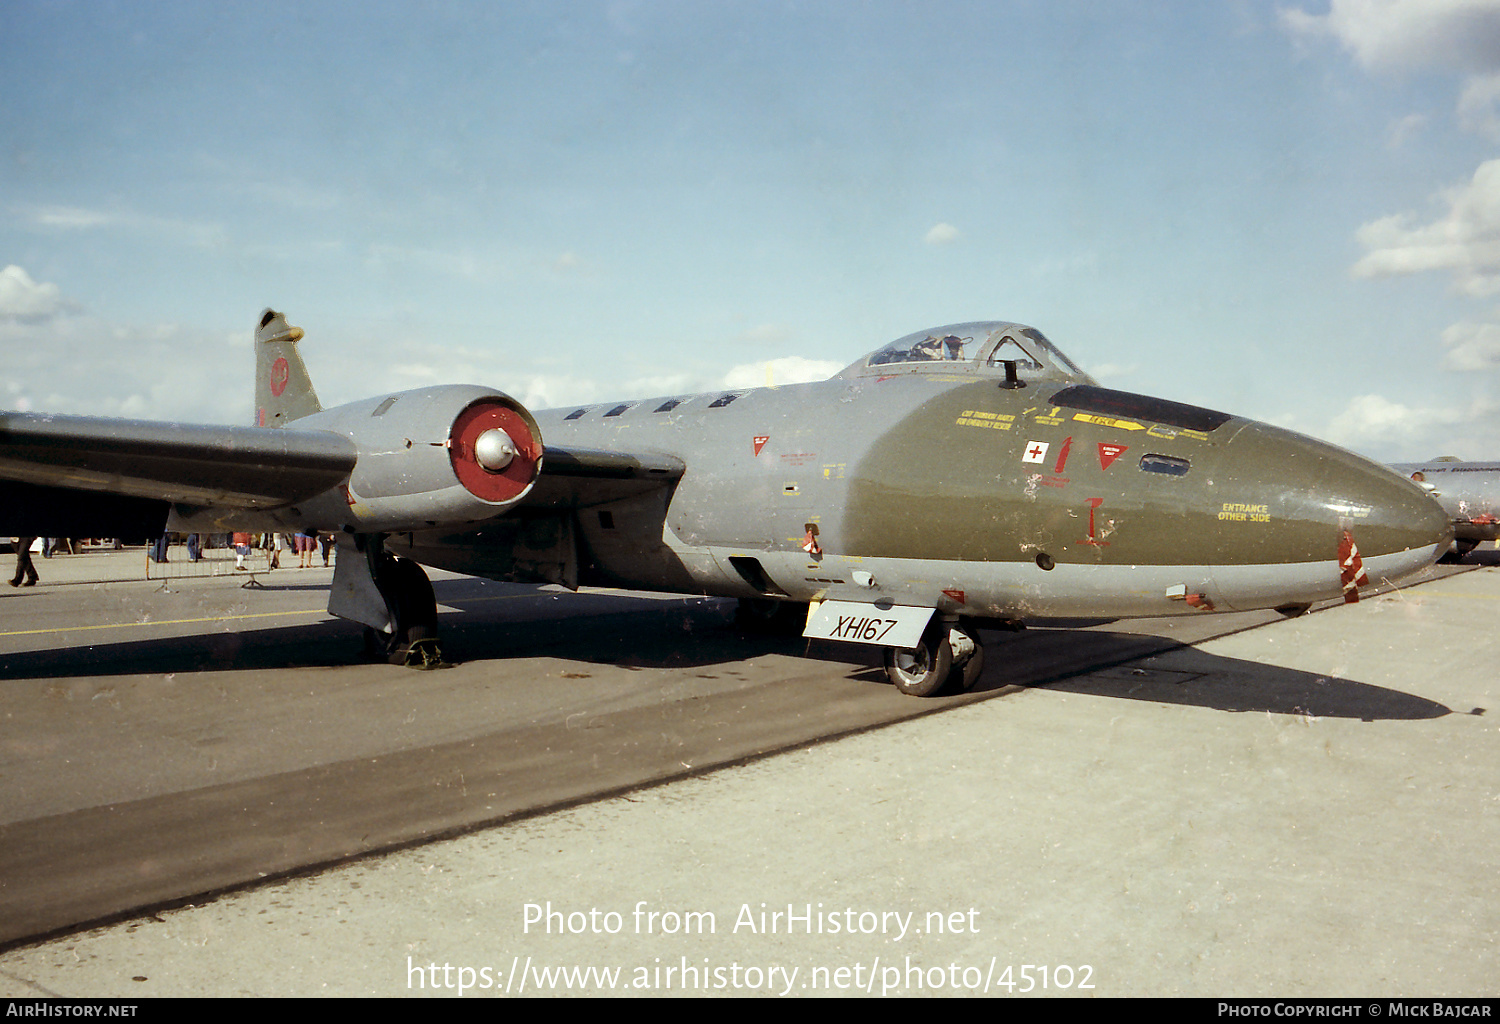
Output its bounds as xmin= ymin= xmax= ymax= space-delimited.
xmin=1390 ymin=456 xmax=1500 ymax=558
xmin=0 ymin=312 xmax=1452 ymax=695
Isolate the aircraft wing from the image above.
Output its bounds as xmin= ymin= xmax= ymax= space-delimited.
xmin=529 ymin=445 xmax=685 ymax=507
xmin=0 ymin=410 xmax=682 ymax=522
xmin=0 ymin=410 xmax=358 ymax=509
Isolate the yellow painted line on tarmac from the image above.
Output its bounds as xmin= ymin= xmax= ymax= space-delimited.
xmin=3 ymin=587 xmax=674 ymax=637
xmin=0 ymin=608 xmax=329 ymax=638
xmin=446 ymin=588 xmax=631 ymax=606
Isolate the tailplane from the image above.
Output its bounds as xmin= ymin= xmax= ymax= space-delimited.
xmin=254 ymin=308 xmax=322 ymax=426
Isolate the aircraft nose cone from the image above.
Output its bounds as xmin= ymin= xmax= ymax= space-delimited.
xmin=1210 ymin=422 xmax=1451 ymax=608
xmin=1347 ymin=468 xmax=1455 ymax=565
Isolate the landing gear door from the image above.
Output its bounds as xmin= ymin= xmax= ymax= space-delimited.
xmin=328 ymin=534 xmax=395 ymax=633
xmin=803 ymin=599 xmax=935 ymax=648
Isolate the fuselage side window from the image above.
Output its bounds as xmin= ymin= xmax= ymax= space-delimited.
xmin=1139 ymin=454 xmax=1191 ymax=476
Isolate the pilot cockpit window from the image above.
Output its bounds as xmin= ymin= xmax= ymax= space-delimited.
xmin=868 ymin=333 xmax=973 ymax=366
xmin=1017 ymin=327 xmax=1090 ymax=380
xmin=845 ymin=321 xmax=1097 ymax=385
xmin=984 ymin=336 xmax=1043 ymax=373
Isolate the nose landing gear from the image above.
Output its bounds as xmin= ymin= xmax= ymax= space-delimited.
xmin=883 ymin=621 xmax=984 ymax=697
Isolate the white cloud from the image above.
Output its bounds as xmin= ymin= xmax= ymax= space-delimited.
xmin=516 ymin=375 xmax=601 ymax=411
xmin=1441 ymin=318 xmax=1500 ymax=369
xmin=1458 ymin=72 xmax=1500 ymax=138
xmin=1387 ymin=112 xmax=1428 ymax=147
xmin=365 ymin=243 xmax=500 ymax=284
xmin=29 ymin=205 xmax=114 ymax=229
xmin=620 ymin=372 xmax=703 ymax=397
xmin=1328 ymin=394 xmax=1439 ymax=439
xmin=1351 ymin=158 xmax=1500 ymax=295
xmin=1282 ymin=0 xmax=1500 ymax=73
xmin=1320 ymin=391 xmax=1500 ymax=459
xmin=512 ymin=356 xmax=840 ymax=408
xmin=0 ymin=315 xmax=249 ymax=423
xmin=924 ymin=222 xmax=960 ymax=245
xmin=723 ymin=357 xmax=843 ymax=389
xmin=1286 ymin=4 xmax=1500 ymax=346
xmin=1285 ymin=1 xmax=1500 ymax=143
xmin=22 ymin=204 xmax=225 ymax=248
xmin=738 ymin=323 xmax=793 ymax=345
xmin=366 ymin=241 xmax=571 ymax=284
xmin=0 ymin=266 xmax=65 ymax=322
xmin=1087 ymin=361 xmax=1138 ymax=382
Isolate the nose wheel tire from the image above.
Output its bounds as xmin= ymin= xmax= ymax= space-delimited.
xmin=957 ymin=641 xmax=985 ymax=691
xmin=884 ymin=635 xmax=952 ymax=696
xmin=883 ymin=624 xmax=984 ymax=697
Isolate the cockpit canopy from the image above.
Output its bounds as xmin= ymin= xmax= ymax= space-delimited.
xmin=840 ymin=321 xmax=1095 ymax=385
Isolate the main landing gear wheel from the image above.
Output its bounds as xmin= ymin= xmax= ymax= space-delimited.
xmin=368 ymin=553 xmax=445 ymax=668
xmin=883 ymin=623 xmax=984 ymax=697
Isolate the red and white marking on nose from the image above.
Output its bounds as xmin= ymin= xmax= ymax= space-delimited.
xmin=1338 ymin=529 xmax=1370 ymax=604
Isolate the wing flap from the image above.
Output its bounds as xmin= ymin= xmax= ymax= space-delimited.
xmin=0 ymin=411 xmax=358 ymax=509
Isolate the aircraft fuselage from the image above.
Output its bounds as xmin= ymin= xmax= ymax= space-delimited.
xmin=392 ymin=360 xmax=1448 ymax=622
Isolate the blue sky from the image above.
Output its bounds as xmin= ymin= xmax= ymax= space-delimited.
xmin=6 ymin=1 xmax=1500 ymax=460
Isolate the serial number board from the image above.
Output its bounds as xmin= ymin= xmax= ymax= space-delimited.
xmin=802 ymin=600 xmax=936 ymax=649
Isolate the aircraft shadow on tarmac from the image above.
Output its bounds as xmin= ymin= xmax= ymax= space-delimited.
xmin=0 ymin=583 xmax=1453 ymax=723
xmin=971 ymin=627 xmax=1452 ymax=721
xmin=1443 ymin=548 xmax=1500 ymax=567
xmin=0 ymin=590 xmax=816 ymax=680
xmin=1022 ymin=648 xmax=1453 ymax=721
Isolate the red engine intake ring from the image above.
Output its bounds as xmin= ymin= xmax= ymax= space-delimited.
xmin=449 ymin=399 xmax=540 ymax=504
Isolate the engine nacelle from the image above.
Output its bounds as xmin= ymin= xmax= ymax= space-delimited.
xmin=292 ymin=384 xmax=543 ymax=534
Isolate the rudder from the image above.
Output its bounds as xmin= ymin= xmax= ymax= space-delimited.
xmin=254 ymin=308 xmax=322 ymax=427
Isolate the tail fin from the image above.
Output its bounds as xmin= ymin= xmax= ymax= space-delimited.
xmin=254 ymin=308 xmax=322 ymax=427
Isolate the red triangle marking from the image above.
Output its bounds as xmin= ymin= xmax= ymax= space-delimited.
xmin=1098 ymin=443 xmax=1128 ymax=470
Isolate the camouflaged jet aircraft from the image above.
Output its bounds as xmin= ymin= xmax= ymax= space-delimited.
xmin=0 ymin=311 xmax=1452 ymax=695
xmin=1390 ymin=457 xmax=1500 ymax=558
